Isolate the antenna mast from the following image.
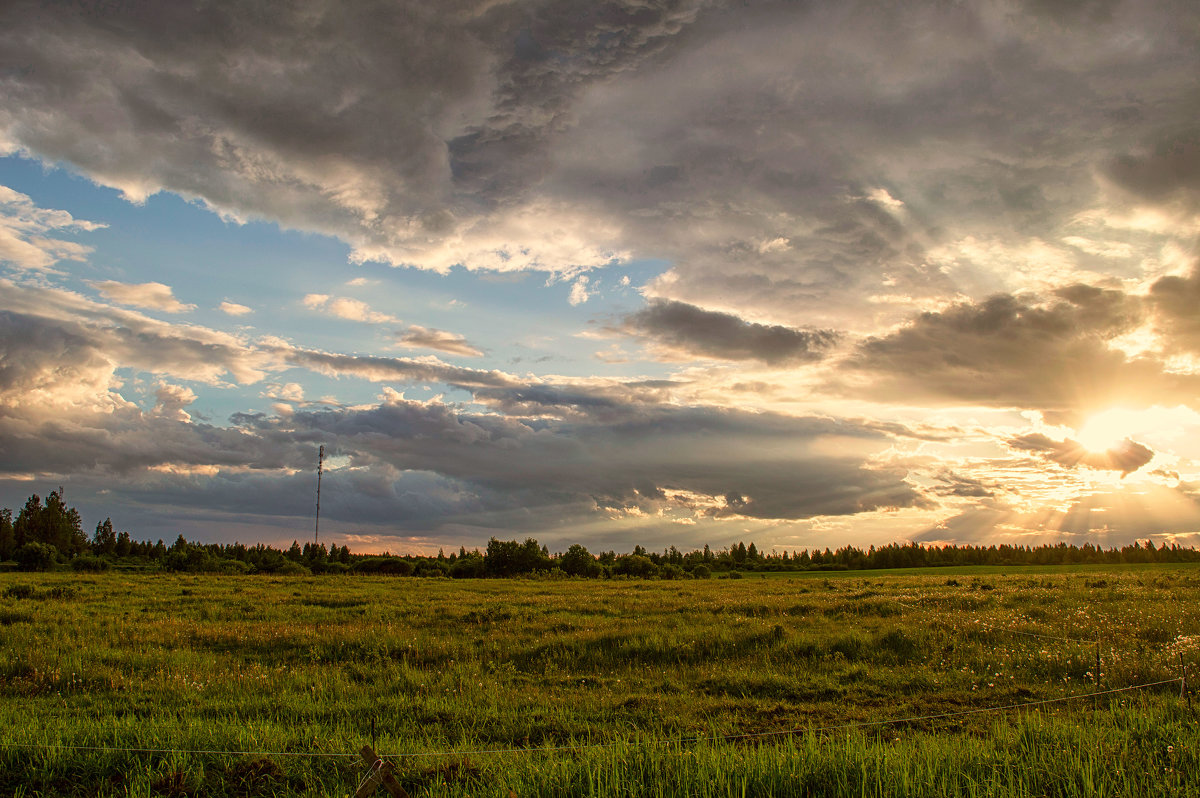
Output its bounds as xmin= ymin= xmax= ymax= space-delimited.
xmin=314 ymin=445 xmax=324 ymax=546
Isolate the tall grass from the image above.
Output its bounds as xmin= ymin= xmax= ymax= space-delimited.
xmin=1 ymin=566 xmax=1198 ymax=795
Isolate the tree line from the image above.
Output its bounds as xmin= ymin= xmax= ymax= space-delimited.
xmin=3 ymin=489 xmax=1198 ymax=576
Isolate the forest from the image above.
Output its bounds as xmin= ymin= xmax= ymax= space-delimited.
xmin=3 ymin=488 xmax=1198 ymax=577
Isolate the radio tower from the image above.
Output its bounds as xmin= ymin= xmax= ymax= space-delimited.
xmin=314 ymin=445 xmax=324 ymax=546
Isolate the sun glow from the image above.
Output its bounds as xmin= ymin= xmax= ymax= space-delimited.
xmin=1076 ymin=409 xmax=1140 ymax=453
xmin=1075 ymin=406 xmax=1200 ymax=454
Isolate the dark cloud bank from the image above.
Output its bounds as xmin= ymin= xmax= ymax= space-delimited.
xmin=617 ymin=300 xmax=839 ymax=364
xmin=0 ymin=298 xmax=924 ymax=545
xmin=842 ymin=281 xmax=1200 ymax=420
xmin=1008 ymin=433 xmax=1155 ymax=476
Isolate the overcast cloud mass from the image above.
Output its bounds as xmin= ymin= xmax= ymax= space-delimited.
xmin=0 ymin=0 xmax=1198 ymax=553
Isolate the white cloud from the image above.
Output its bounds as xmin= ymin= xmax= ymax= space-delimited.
xmin=867 ymin=188 xmax=904 ymax=209
xmin=89 ymin=280 xmax=196 ymax=313
xmin=0 ymin=183 xmax=104 ymax=271
xmin=262 ymin=382 xmax=305 ymax=403
xmin=568 ymin=275 xmax=593 ymax=306
xmin=302 ymin=293 xmax=399 ymax=324
xmin=395 ymin=325 xmax=483 ymax=357
xmin=218 ymin=300 xmax=253 ymax=316
xmin=154 ymin=381 xmax=197 ymax=422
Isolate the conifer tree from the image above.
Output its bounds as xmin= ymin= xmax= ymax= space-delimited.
xmin=0 ymin=508 xmax=13 ymax=561
xmin=93 ymin=518 xmax=116 ymax=555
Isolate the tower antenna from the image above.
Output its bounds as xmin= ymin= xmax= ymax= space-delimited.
xmin=314 ymin=445 xmax=324 ymax=546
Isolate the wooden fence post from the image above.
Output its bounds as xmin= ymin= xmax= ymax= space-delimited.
xmin=1182 ymin=654 xmax=1193 ymax=713
xmin=353 ymin=745 xmax=411 ymax=798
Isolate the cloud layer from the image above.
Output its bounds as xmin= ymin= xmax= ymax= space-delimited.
xmin=2 ymin=1 xmax=1195 ymax=316
xmin=1 ymin=1 xmax=1198 ymax=551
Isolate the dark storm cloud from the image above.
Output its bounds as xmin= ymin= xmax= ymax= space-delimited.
xmin=0 ymin=280 xmax=274 ymax=385
xmin=558 ymin=0 xmax=1200 ymax=324
xmin=617 ymin=300 xmax=839 ymax=364
xmin=841 ymin=287 xmax=1196 ymax=416
xmin=275 ymin=397 xmax=928 ymax=525
xmin=1104 ymin=128 xmax=1200 ymax=209
xmin=1008 ymin=432 xmax=1155 ymax=475
xmin=0 ymin=1 xmax=495 ymax=221
xmin=4 ymin=390 xmax=929 ymax=537
xmin=1148 ymin=267 xmax=1200 ymax=355
xmin=0 ymin=313 xmax=311 ymax=475
xmin=0 ymin=0 xmax=708 ymax=270
xmin=0 ymin=411 xmax=309 ymax=476
xmin=445 ymin=0 xmax=708 ymax=202
xmin=0 ymin=309 xmax=108 ymax=403
xmin=1 ymin=1 xmax=1195 ymax=325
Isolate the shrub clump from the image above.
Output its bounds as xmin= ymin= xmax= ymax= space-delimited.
xmin=352 ymin=557 xmax=413 ymax=576
xmin=14 ymin=542 xmax=57 ymax=571
xmin=71 ymin=555 xmax=110 ymax=572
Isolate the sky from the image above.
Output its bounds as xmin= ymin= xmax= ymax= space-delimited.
xmin=1 ymin=0 xmax=1199 ymax=555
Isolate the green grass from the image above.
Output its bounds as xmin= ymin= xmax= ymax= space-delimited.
xmin=2 ymin=567 xmax=1198 ymax=796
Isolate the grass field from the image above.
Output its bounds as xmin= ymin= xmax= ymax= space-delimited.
xmin=2 ymin=565 xmax=1198 ymax=796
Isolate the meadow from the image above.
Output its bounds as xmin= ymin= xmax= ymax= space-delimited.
xmin=1 ymin=564 xmax=1198 ymax=796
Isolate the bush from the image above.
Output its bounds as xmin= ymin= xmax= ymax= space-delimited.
xmin=659 ymin=564 xmax=684 ymax=580
xmin=165 ymin=547 xmax=218 ymax=573
xmin=414 ymin=560 xmax=449 ymax=578
xmin=613 ymin=554 xmax=658 ymax=578
xmin=450 ymin=556 xmax=486 ymax=579
xmin=215 ymin=558 xmax=252 ymax=575
xmin=71 ymin=555 xmax=110 ymax=572
xmin=14 ymin=542 xmax=57 ymax=572
xmin=691 ymin=565 xmax=711 ymax=579
xmin=352 ymin=557 xmax=413 ymax=576
xmin=559 ymin=544 xmax=601 ymax=577
xmin=320 ymin=561 xmax=351 ymax=575
xmin=275 ymin=561 xmax=311 ymax=576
